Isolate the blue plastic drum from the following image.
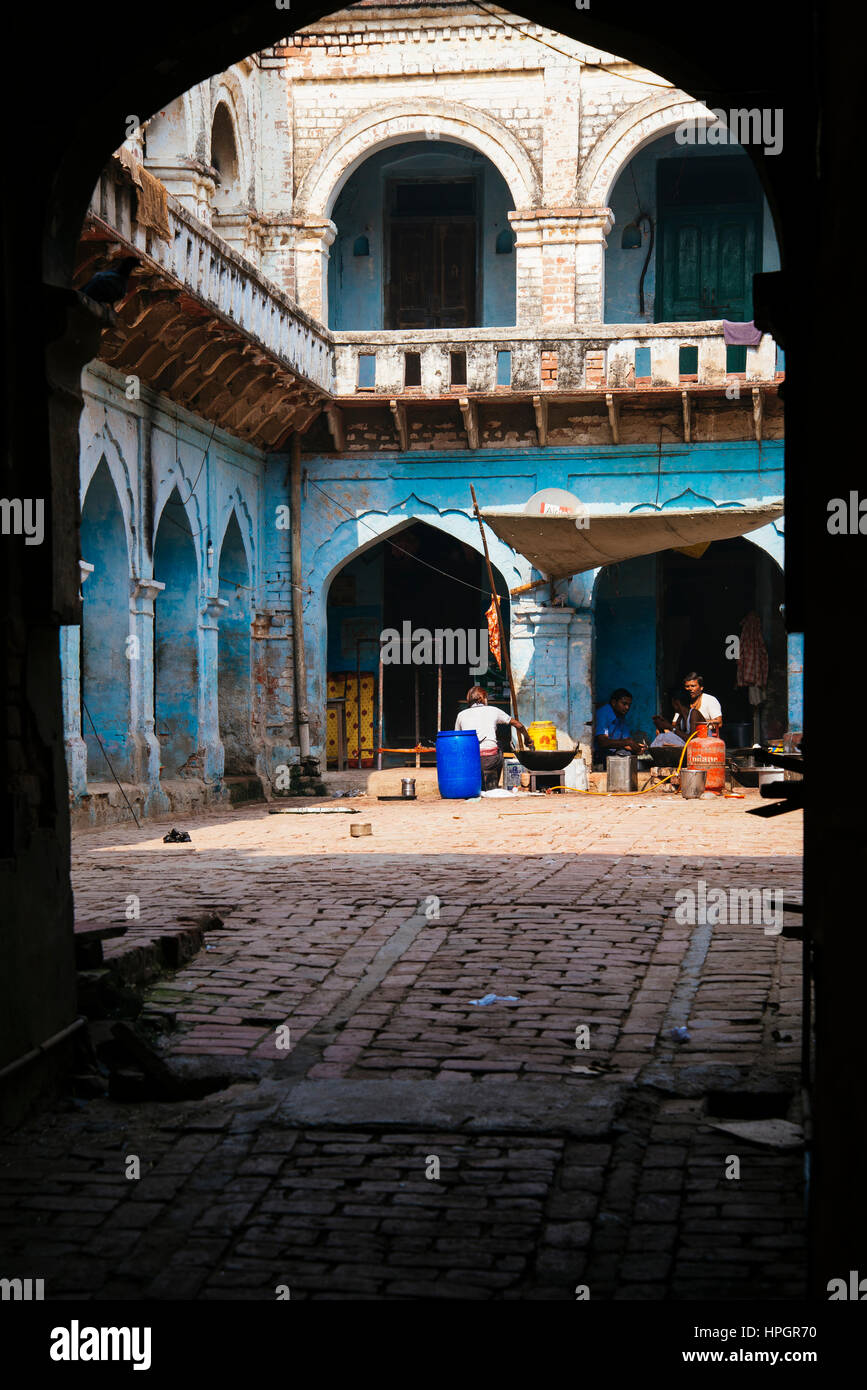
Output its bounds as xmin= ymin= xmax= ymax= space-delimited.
xmin=435 ymin=730 xmax=482 ymax=799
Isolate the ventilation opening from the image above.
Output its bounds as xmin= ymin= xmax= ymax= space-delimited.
xmin=726 ymin=344 xmax=747 ymax=373
xmin=357 ymin=354 xmax=376 ymax=390
xmin=635 ymin=346 xmax=651 ymax=379
xmin=404 ymin=351 xmax=421 ymax=387
xmin=679 ymin=345 xmax=699 ymax=376
xmin=496 ymin=349 xmax=511 ymax=387
xmin=450 ymin=350 xmax=467 ymax=387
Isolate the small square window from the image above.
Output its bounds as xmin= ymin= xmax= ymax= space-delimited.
xmin=726 ymin=344 xmax=747 ymax=373
xmin=679 ymin=345 xmax=698 ymax=376
xmin=450 ymin=350 xmax=467 ymax=387
xmin=357 ymin=354 xmax=376 ymax=390
xmin=635 ymin=346 xmax=651 ymax=378
xmin=404 ymin=352 xmax=421 ymax=387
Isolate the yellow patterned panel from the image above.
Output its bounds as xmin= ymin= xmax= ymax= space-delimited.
xmin=327 ymin=673 xmax=375 ymax=767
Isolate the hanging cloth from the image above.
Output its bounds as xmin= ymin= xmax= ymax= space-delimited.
xmin=737 ymin=611 xmax=768 ymax=690
xmin=485 ymin=600 xmax=502 ymax=669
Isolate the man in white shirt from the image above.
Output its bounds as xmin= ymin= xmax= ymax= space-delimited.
xmin=455 ymin=685 xmax=532 ymax=789
xmin=683 ymin=671 xmax=722 ymax=733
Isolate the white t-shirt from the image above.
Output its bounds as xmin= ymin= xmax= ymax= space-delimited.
xmin=455 ymin=704 xmax=510 ymax=752
xmin=697 ymin=693 xmax=722 ymax=723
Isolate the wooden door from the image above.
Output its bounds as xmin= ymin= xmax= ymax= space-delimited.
xmin=656 ymin=157 xmax=762 ymax=323
xmin=660 ymin=207 xmax=758 ymax=321
xmin=388 ymin=218 xmax=476 ymax=328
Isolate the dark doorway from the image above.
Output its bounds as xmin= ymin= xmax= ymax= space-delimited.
xmin=656 ymin=156 xmax=762 ymax=322
xmin=659 ymin=537 xmax=786 ymax=740
xmin=386 ymin=179 xmax=477 ymax=329
xmin=326 ymin=522 xmax=511 ymax=764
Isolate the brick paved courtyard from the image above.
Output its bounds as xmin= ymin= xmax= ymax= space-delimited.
xmin=1 ymin=792 xmax=805 ymax=1300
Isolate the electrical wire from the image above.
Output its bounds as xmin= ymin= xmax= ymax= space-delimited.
xmin=543 ymin=729 xmax=699 ymax=795
xmin=305 ymin=475 xmax=511 ymax=602
xmin=81 ymin=697 xmax=142 ymax=827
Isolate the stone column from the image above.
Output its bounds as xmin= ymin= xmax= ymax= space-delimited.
xmin=574 ymin=208 xmax=613 ymax=323
xmin=145 ymin=160 xmax=216 ymax=225
xmin=129 ymin=578 xmax=166 ymax=803
xmin=509 ymin=208 xmax=613 ymax=328
xmin=199 ymin=595 xmax=228 ymax=785
xmin=60 ymin=560 xmax=94 ymax=799
xmin=211 ymin=208 xmax=268 ymax=271
xmin=290 ymin=218 xmax=337 ymax=324
xmin=510 ymin=603 xmax=578 ymax=743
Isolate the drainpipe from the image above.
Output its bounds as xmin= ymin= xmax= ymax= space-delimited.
xmin=290 ymin=434 xmax=311 ymax=761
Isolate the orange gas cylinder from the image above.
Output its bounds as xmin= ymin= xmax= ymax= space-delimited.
xmin=686 ymin=723 xmax=726 ymax=793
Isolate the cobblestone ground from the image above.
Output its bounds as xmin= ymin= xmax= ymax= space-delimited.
xmin=1 ymin=792 xmax=805 ymax=1300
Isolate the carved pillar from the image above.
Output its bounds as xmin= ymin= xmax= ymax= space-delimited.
xmin=290 ymin=218 xmax=337 ymax=324
xmin=574 ymin=208 xmax=614 ymax=323
xmin=211 ymin=208 xmax=268 ymax=271
xmin=145 ymin=159 xmax=216 ymax=225
xmin=60 ymin=561 xmax=94 ymax=798
xmin=510 ymin=603 xmax=581 ymax=743
xmin=509 ymin=208 xmax=612 ymax=327
xmin=199 ymin=595 xmax=228 ymax=785
xmin=130 ymin=577 xmax=166 ymax=800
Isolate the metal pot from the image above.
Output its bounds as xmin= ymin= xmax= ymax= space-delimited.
xmin=680 ymin=768 xmax=707 ymax=798
xmin=401 ymin=778 xmax=416 ymax=798
xmin=606 ymin=753 xmax=637 ymax=792
xmin=514 ymin=747 xmax=579 ymax=772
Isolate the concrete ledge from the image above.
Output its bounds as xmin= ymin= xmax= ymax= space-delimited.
xmin=274 ymin=1078 xmax=621 ymax=1136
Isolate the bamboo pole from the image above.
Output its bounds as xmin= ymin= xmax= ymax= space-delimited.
xmin=470 ymin=484 xmax=524 ymax=750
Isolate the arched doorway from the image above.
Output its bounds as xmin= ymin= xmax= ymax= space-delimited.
xmin=604 ymin=131 xmax=781 ymax=328
xmin=80 ymin=459 xmax=132 ymax=782
xmin=327 ymin=140 xmax=515 ymax=330
xmin=325 ymin=519 xmax=511 ymax=766
xmin=217 ymin=511 xmax=254 ymax=774
xmin=594 ymin=536 xmax=786 ymax=746
xmin=153 ymin=488 xmax=199 ymax=777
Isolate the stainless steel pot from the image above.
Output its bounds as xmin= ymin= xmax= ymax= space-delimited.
xmin=606 ymin=754 xmax=637 ymax=792
xmin=680 ymin=768 xmax=707 ymax=798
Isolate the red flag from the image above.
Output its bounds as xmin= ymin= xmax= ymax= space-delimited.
xmin=486 ymin=600 xmax=501 ymax=668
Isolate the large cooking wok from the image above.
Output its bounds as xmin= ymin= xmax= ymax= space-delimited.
xmin=514 ymin=747 xmax=579 ymax=772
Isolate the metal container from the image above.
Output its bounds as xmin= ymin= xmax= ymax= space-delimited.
xmin=400 ymin=777 xmax=416 ymax=798
xmin=757 ymin=768 xmax=786 ymax=791
xmin=503 ymin=757 xmax=522 ymax=791
xmin=606 ymin=753 xmax=637 ymax=792
xmin=680 ymin=768 xmax=707 ymax=798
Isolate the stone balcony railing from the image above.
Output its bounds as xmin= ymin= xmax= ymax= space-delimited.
xmin=87 ymin=159 xmax=335 ymax=396
xmin=332 ymin=323 xmax=781 ymax=397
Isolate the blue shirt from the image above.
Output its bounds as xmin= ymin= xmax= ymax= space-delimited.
xmin=595 ymin=703 xmax=631 ymax=746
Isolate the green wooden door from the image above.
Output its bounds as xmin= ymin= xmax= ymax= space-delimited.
xmin=656 ymin=157 xmax=763 ymax=323
xmin=660 ymin=205 xmax=759 ymax=321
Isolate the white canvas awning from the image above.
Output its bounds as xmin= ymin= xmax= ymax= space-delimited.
xmin=480 ymin=501 xmax=784 ymax=579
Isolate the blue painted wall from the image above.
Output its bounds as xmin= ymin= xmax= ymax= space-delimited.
xmin=80 ymin=459 xmax=132 ymax=780
xmin=154 ymin=488 xmax=198 ymax=775
xmin=594 ymin=555 xmax=658 ymax=738
xmin=327 ymin=548 xmax=384 ymax=673
xmin=218 ymin=511 xmax=254 ymax=774
xmin=604 ymin=134 xmax=781 ymax=323
xmin=328 ymin=140 xmax=516 ymax=329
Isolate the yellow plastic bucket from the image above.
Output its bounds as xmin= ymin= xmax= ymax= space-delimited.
xmin=528 ymin=720 xmax=557 ymax=751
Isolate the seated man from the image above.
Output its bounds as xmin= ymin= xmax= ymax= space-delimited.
xmin=594 ymin=688 xmax=646 ymax=765
xmin=455 ymin=685 xmax=532 ymax=790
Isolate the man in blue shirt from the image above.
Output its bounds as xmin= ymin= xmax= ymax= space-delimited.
xmin=595 ymin=688 xmax=646 ymax=763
